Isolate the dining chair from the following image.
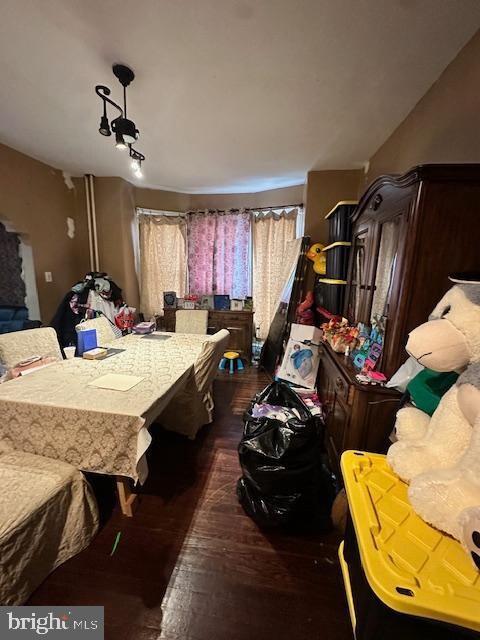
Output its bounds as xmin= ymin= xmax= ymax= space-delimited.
xmin=159 ymin=329 xmax=230 ymax=438
xmin=175 ymin=309 xmax=208 ymax=334
xmin=75 ymin=316 xmax=119 ymax=347
xmin=0 ymin=450 xmax=99 ymax=605
xmin=0 ymin=327 xmax=63 ymax=368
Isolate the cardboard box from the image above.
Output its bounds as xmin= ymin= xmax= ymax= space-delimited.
xmin=277 ymin=323 xmax=321 ymax=390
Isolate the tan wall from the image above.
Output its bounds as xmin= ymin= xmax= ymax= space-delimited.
xmin=0 ymin=142 xmax=86 ymax=322
xmin=87 ymin=177 xmax=140 ymax=311
xmin=305 ymin=170 xmax=363 ymax=244
xmin=135 ymin=183 xmax=305 ymax=213
xmin=186 ymin=184 xmax=305 ymax=211
xmin=134 ymin=186 xmax=191 ymax=213
xmin=367 ymin=30 xmax=480 ymax=182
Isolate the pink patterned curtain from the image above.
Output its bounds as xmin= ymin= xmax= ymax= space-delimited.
xmin=188 ymin=211 xmax=251 ymax=297
xmin=187 ymin=213 xmax=216 ymax=295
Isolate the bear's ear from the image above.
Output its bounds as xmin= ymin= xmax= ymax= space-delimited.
xmin=429 ymin=287 xmax=457 ymax=321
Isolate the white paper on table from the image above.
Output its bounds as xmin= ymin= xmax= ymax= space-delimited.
xmin=88 ymin=373 xmax=145 ymax=392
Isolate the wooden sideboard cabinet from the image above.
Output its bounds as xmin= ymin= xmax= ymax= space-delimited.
xmin=317 ymin=341 xmax=400 ymax=479
xmin=161 ymin=308 xmax=254 ymax=362
xmin=318 ymin=164 xmax=480 ymax=474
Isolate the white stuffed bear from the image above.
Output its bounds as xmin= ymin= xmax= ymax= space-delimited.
xmin=387 ymin=276 xmax=480 ymax=570
xmin=388 ymin=283 xmax=480 ymax=481
xmin=408 ymin=361 xmax=480 ymax=568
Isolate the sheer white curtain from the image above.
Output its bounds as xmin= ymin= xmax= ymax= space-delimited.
xmin=252 ymin=208 xmax=299 ymax=340
xmin=138 ymin=212 xmax=187 ymax=317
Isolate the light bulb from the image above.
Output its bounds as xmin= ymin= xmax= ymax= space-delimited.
xmin=131 ymin=158 xmax=140 ymax=171
xmin=115 ymin=132 xmax=127 ymax=149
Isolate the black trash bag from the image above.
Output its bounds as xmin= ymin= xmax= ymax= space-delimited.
xmin=237 ymin=381 xmax=337 ymax=531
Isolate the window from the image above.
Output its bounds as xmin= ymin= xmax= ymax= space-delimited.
xmin=135 ymin=205 xmax=304 ymax=329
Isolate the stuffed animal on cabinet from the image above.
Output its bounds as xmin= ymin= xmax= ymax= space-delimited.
xmin=296 ymin=290 xmax=315 ymax=325
xmin=387 ymin=276 xmax=480 ymax=569
xmin=306 ymin=243 xmax=326 ymax=275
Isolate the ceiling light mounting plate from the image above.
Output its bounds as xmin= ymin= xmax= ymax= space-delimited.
xmin=112 ymin=64 xmax=135 ymax=87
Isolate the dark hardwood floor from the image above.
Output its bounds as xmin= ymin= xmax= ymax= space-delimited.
xmin=28 ymin=367 xmax=352 ymax=640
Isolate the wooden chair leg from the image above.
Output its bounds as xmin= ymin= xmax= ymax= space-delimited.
xmin=116 ymin=476 xmax=138 ymax=517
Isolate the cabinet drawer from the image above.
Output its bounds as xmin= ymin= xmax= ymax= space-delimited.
xmin=209 ymin=312 xmax=252 ymax=327
xmin=333 ymin=373 xmax=350 ymax=406
xmin=207 ymin=322 xmax=219 ymax=335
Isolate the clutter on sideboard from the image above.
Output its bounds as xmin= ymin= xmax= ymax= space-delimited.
xmin=320 ymin=316 xmax=386 ymax=383
xmin=163 ymin=291 xmax=254 ymax=312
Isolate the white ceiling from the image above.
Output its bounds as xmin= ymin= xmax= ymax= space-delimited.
xmin=0 ymin=1 xmax=479 ymax=193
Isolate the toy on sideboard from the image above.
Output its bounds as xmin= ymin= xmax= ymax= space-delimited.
xmin=321 ymin=317 xmax=359 ymax=353
xmin=387 ymin=273 xmax=480 ymax=570
xmin=296 ymin=291 xmax=315 ymax=325
xmin=351 ymin=317 xmax=385 ymax=373
xmin=306 ymin=243 xmax=326 ymax=275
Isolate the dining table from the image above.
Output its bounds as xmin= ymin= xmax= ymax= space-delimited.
xmin=0 ymin=331 xmax=207 ymax=516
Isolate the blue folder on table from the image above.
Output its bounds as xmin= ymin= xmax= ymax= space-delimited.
xmin=77 ymin=328 xmax=98 ymax=355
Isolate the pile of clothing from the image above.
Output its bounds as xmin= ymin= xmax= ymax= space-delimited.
xmin=51 ymin=272 xmax=131 ymax=347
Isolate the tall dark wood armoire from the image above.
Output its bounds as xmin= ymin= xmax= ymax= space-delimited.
xmin=318 ymin=164 xmax=480 ymax=476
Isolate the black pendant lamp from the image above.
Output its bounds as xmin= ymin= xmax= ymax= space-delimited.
xmin=95 ymin=64 xmax=145 ymax=178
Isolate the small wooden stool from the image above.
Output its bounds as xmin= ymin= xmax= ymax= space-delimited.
xmin=219 ymin=351 xmax=244 ymax=374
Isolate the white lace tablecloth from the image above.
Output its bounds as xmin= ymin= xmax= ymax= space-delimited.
xmin=0 ymin=333 xmax=205 ymax=482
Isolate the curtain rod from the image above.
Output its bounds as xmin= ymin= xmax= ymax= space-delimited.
xmin=185 ymin=203 xmax=303 ymax=214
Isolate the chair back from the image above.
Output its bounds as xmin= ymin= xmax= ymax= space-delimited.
xmin=194 ymin=329 xmax=230 ymax=394
xmin=0 ymin=327 xmax=62 ymax=367
xmin=75 ymin=317 xmax=118 ymax=347
xmin=175 ymin=309 xmax=208 ymax=335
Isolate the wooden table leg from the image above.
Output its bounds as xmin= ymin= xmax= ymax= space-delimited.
xmin=116 ymin=476 xmax=138 ymax=517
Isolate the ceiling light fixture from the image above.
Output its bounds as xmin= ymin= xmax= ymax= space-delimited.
xmin=130 ymin=147 xmax=145 ymax=178
xmin=95 ymin=64 xmax=146 ymax=176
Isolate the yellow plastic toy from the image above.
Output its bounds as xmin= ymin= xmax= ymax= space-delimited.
xmin=306 ymin=243 xmax=326 ymax=274
xmin=219 ymin=351 xmax=244 ymax=375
